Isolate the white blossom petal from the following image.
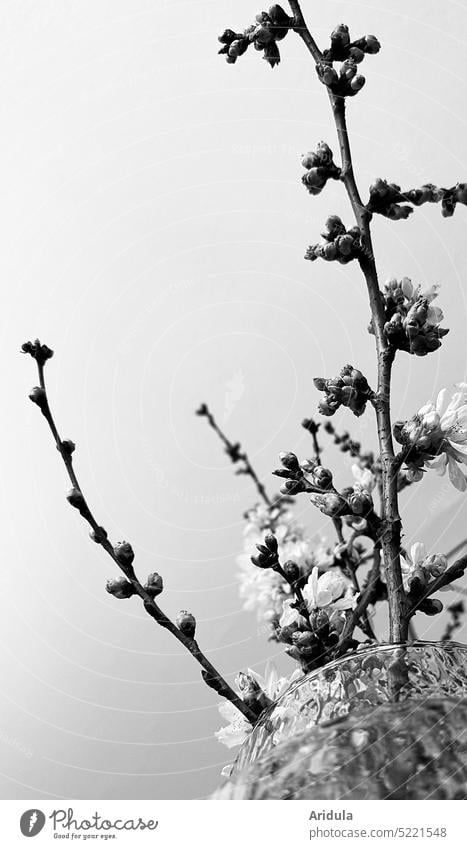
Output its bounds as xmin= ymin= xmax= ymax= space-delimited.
xmin=448 ymin=456 xmax=467 ymax=491
xmin=410 ymin=542 xmax=426 ymax=566
xmin=435 ymin=388 xmax=447 ymax=415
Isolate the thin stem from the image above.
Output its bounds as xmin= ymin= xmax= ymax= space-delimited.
xmin=288 ymin=1 xmax=323 ymax=61
xmin=274 ymin=561 xmax=313 ymax=631
xmin=288 ymin=2 xmax=407 ymax=642
xmin=198 ymin=404 xmax=271 ymax=505
xmin=407 ymin=556 xmax=467 ymax=619
xmin=337 ymin=546 xmax=382 ymax=654
xmin=32 ymin=358 xmax=258 ymax=725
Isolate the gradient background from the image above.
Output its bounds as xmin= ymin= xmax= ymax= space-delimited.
xmin=1 ymin=0 xmax=467 ymax=800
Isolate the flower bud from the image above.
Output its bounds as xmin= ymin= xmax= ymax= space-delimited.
xmin=316 ymin=141 xmax=334 ymax=164
xmin=311 ymin=492 xmax=345 ymax=517
xmin=29 ymin=386 xmax=47 ymax=410
xmin=321 ymin=65 xmax=339 ymax=86
xmin=218 ymin=29 xmax=237 ymax=45
xmin=387 ymin=203 xmax=413 ymax=220
xmin=330 ymin=24 xmax=350 ymax=48
xmin=407 ymin=567 xmax=427 ymax=593
xmin=441 ymin=196 xmax=456 ymax=218
xmin=364 ymin=34 xmax=381 ymax=54
xmin=302 ymin=167 xmax=327 ymax=190
xmin=293 ymin=631 xmax=318 ymax=649
xmin=313 ymin=466 xmax=333 ymax=488
xmin=106 ymin=577 xmax=136 ymax=599
xmin=113 ymin=541 xmax=135 ymax=566
xmin=419 ymin=598 xmax=443 ymax=616
xmin=279 ymin=451 xmax=300 ymax=471
xmin=341 ymin=58 xmax=357 ymax=80
xmin=276 ymin=624 xmax=296 ymax=644
xmin=369 ymin=177 xmax=389 ymax=198
xmin=350 ymin=74 xmax=366 ymax=92
xmin=251 ymin=542 xmax=276 ymax=568
xmin=279 ymin=478 xmax=306 ymax=496
xmin=317 ymin=399 xmax=336 ymax=417
xmin=301 ymin=151 xmax=319 ymax=169
xmin=144 ymin=572 xmax=164 ymax=597
xmin=336 ymin=233 xmax=355 ymax=256
xmin=89 ymin=526 xmax=108 ymax=544
xmin=66 ymin=486 xmax=86 ymax=511
xmin=228 ymin=38 xmax=248 ymax=58
xmin=323 ymin=242 xmax=338 ymax=261
xmin=264 ymin=532 xmax=278 ymax=552
xmin=22 ymin=339 xmax=54 ymax=364
xmin=322 ymin=215 xmax=346 ymax=240
xmin=424 ymin=554 xmax=448 ymax=577
xmin=176 ymin=610 xmax=196 ymax=638
xmin=348 ymin=486 xmax=373 ymax=515
xmin=282 ymin=560 xmax=300 ymax=582
xmin=310 ymin=609 xmax=329 ymax=637
xmin=348 ymin=47 xmax=365 ymax=64
xmin=60 ymin=439 xmax=75 ymax=455
xmin=254 ymin=24 xmax=274 ymax=47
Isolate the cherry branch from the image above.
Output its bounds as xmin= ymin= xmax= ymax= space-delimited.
xmin=287 ymin=0 xmax=407 ymax=641
xmin=23 ymin=340 xmax=259 ymax=725
xmin=196 ymin=403 xmax=271 ymax=506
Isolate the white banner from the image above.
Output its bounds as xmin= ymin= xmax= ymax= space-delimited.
xmin=0 ymin=800 xmax=464 ymax=848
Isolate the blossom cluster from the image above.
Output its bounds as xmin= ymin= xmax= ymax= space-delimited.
xmin=367 ymin=178 xmax=467 ymax=219
xmin=305 ymin=216 xmax=362 ymax=264
xmin=218 ymin=5 xmax=292 ymax=68
xmin=316 ymin=25 xmax=381 ymax=97
xmin=313 ymin=365 xmax=372 ymax=417
xmin=301 ymin=142 xmax=341 ymax=196
xmin=277 ymin=566 xmax=357 ymax=668
xmin=237 ymin=502 xmax=333 ymax=635
xmin=400 ymin=542 xmax=448 ymax=594
xmin=373 ymin=277 xmax=448 ymax=357
xmin=273 ymin=451 xmax=333 ymax=497
xmin=215 ymin=661 xmax=301 ymax=753
xmin=394 ymin=385 xmax=467 ymax=491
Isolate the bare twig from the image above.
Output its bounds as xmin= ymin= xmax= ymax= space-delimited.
xmin=24 ymin=342 xmax=258 ymax=725
xmin=407 ymin=556 xmax=467 ymax=619
xmin=337 ymin=546 xmax=382 ymax=655
xmin=288 ymin=0 xmax=407 ymax=641
xmin=440 ymin=601 xmax=465 ymax=641
xmin=196 ymin=403 xmax=271 ymax=506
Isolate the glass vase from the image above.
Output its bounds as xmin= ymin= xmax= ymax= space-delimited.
xmin=214 ymin=641 xmax=467 ymax=799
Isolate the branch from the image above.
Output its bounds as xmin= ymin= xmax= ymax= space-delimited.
xmin=196 ymin=403 xmax=271 ymax=506
xmin=289 ymin=7 xmax=407 ymax=642
xmin=288 ymin=1 xmax=323 ymax=61
xmin=23 ymin=341 xmax=258 ymax=725
xmin=301 ymin=417 xmax=321 ymax=464
xmin=407 ymin=556 xmax=467 ymax=619
xmin=336 ymin=546 xmax=382 ymax=655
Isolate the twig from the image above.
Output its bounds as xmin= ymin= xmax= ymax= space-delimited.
xmin=407 ymin=556 xmax=467 ymax=619
xmin=288 ymin=1 xmax=323 ymax=61
xmin=24 ymin=342 xmax=258 ymax=725
xmin=288 ymin=1 xmax=407 ymax=642
xmin=301 ymin=417 xmax=321 ymax=464
xmin=440 ymin=601 xmax=464 ymax=641
xmin=337 ymin=546 xmax=382 ymax=655
xmin=196 ymin=403 xmax=271 ymax=506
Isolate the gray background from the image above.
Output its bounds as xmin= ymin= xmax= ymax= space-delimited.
xmin=1 ymin=0 xmax=467 ymax=799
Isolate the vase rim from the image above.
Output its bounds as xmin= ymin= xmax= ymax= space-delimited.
xmin=261 ymin=639 xmax=467 ymax=721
